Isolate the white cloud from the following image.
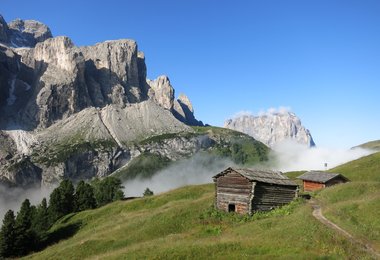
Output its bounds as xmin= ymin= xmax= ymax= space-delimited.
xmin=270 ymin=139 xmax=374 ymax=172
xmin=228 ymin=106 xmax=292 ymax=121
xmin=123 ymin=153 xmax=234 ymax=197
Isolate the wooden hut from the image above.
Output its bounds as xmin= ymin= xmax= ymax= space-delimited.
xmin=297 ymin=171 xmax=349 ymax=192
xmin=213 ymin=167 xmax=298 ymax=215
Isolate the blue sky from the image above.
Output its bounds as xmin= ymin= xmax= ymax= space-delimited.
xmin=2 ymin=0 xmax=379 ymax=148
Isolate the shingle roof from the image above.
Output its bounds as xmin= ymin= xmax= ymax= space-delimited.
xmin=213 ymin=167 xmax=298 ymax=186
xmin=297 ymin=171 xmax=348 ymax=183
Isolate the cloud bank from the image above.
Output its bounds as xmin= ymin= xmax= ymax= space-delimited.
xmin=0 ymin=185 xmax=53 ymax=222
xmin=123 ymin=153 xmax=233 ymax=197
xmin=270 ymin=140 xmax=374 ymax=172
xmin=229 ymin=106 xmax=292 ymax=120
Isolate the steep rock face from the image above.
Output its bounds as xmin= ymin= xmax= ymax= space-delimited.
xmin=147 ymin=75 xmax=174 ymax=110
xmin=0 ymin=15 xmax=9 ymax=43
xmin=224 ymin=111 xmax=315 ymax=147
xmin=173 ymin=94 xmax=202 ymax=126
xmin=0 ymin=14 xmax=204 ymax=187
xmin=80 ymin=40 xmax=145 ymax=105
xmin=17 ymin=36 xmax=90 ymax=128
xmin=7 ymin=18 xmax=52 ymax=47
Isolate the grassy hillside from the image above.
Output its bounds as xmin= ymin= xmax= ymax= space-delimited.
xmin=328 ymin=151 xmax=380 ymax=182
xmin=354 ymin=140 xmax=380 ymax=151
xmin=22 ymin=151 xmax=380 ymax=259
xmin=317 ymin=152 xmax=380 ymax=251
xmin=26 ymin=185 xmax=371 ymax=259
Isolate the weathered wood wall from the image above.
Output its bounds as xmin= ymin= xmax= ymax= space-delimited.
xmin=215 ymin=171 xmax=252 ymax=214
xmin=303 ymin=181 xmax=324 ymax=192
xmin=252 ymin=183 xmax=297 ymax=211
xmin=325 ymin=177 xmax=347 ymax=187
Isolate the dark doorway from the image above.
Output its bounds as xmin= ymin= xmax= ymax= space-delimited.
xmin=228 ymin=204 xmax=236 ymax=212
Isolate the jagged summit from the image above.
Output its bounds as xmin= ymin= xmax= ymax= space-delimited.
xmin=0 ymin=15 xmax=52 ymax=48
xmin=0 ymin=14 xmax=203 ymax=187
xmin=224 ymin=109 xmax=315 ymax=148
xmin=0 ymin=16 xmax=202 ymax=128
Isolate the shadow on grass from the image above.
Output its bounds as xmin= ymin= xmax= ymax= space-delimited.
xmin=36 ymin=221 xmax=82 ymax=251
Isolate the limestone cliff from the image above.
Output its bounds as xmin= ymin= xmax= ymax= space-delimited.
xmin=224 ymin=111 xmax=315 ymax=148
xmin=0 ymin=15 xmax=204 ymax=187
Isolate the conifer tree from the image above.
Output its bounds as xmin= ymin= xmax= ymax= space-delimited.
xmin=48 ymin=179 xmax=75 ymax=223
xmin=75 ymin=180 xmax=97 ymax=211
xmin=93 ymin=177 xmax=124 ymax=206
xmin=15 ymin=199 xmax=35 ymax=256
xmin=32 ymin=198 xmax=49 ymax=240
xmin=143 ymin=188 xmax=154 ymax=197
xmin=0 ymin=210 xmax=16 ymax=258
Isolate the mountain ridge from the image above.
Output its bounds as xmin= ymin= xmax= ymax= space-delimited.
xmin=0 ymin=15 xmax=271 ymax=188
xmin=224 ymin=110 xmax=315 ymax=148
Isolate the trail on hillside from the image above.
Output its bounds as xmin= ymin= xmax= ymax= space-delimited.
xmin=309 ymin=199 xmax=380 ymax=259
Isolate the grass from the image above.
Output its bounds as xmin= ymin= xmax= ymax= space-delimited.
xmin=328 ymin=151 xmax=380 ymax=182
xmin=22 ymin=141 xmax=380 ymax=259
xmin=25 ymin=184 xmax=371 ymax=259
xmin=355 ymin=140 xmax=380 ymax=151
xmin=316 ymin=152 xmax=380 ymax=251
xmin=113 ymin=152 xmax=171 ymax=181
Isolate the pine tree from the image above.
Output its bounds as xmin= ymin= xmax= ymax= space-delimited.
xmin=143 ymin=188 xmax=154 ymax=197
xmin=74 ymin=180 xmax=97 ymax=211
xmin=32 ymin=198 xmax=49 ymax=241
xmin=93 ymin=177 xmax=124 ymax=206
xmin=0 ymin=210 xmax=16 ymax=258
xmin=15 ymin=199 xmax=35 ymax=256
xmin=48 ymin=179 xmax=75 ymax=223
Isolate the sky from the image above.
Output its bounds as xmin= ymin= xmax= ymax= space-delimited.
xmin=1 ymin=0 xmax=379 ymax=148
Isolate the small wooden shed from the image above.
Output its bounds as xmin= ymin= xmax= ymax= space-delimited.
xmin=213 ymin=167 xmax=298 ymax=215
xmin=297 ymin=171 xmax=349 ymax=192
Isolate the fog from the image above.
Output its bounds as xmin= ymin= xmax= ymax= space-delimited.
xmin=270 ymin=140 xmax=374 ymax=172
xmin=122 ymin=153 xmax=234 ymax=197
xmin=0 ymin=185 xmax=53 ymax=222
xmin=122 ymin=141 xmax=374 ymax=197
xmin=0 ymin=140 xmax=374 ymax=220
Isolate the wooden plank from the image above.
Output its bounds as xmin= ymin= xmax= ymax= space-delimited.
xmin=303 ymin=181 xmax=324 ymax=191
xmin=217 ymin=194 xmax=251 ymax=204
xmin=251 ymin=182 xmax=297 ymax=211
xmin=217 ymin=187 xmax=251 ymax=195
xmin=217 ymin=177 xmax=251 ymax=186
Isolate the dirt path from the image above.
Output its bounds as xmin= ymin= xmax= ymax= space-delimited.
xmin=309 ymin=199 xmax=380 ymax=259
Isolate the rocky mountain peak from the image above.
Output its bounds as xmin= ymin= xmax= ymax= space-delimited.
xmin=33 ymin=36 xmax=79 ymax=72
xmin=8 ymin=18 xmax=52 ymax=47
xmin=147 ymin=75 xmax=174 ymax=110
xmin=178 ymin=94 xmax=194 ymax=113
xmin=0 ymin=15 xmax=9 ymax=43
xmin=172 ymin=93 xmax=202 ymax=126
xmin=224 ymin=110 xmax=315 ymax=148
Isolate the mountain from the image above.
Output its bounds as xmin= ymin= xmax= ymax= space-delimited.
xmin=0 ymin=15 xmax=268 ymax=187
xmin=25 ymin=152 xmax=380 ymax=259
xmin=0 ymin=15 xmax=52 ymax=48
xmin=224 ymin=111 xmax=315 ymax=148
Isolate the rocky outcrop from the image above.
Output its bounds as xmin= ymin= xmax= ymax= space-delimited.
xmin=173 ymin=94 xmax=202 ymax=126
xmin=80 ymin=39 xmax=145 ymax=105
xmin=224 ymin=111 xmax=315 ymax=147
xmin=0 ymin=15 xmax=9 ymax=43
xmin=7 ymin=19 xmax=52 ymax=48
xmin=147 ymin=75 xmax=174 ymax=110
xmin=0 ymin=14 xmax=204 ymax=187
xmin=0 ymin=15 xmax=52 ymax=48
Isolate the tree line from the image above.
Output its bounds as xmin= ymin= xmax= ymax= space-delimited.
xmin=0 ymin=176 xmax=124 ymax=258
